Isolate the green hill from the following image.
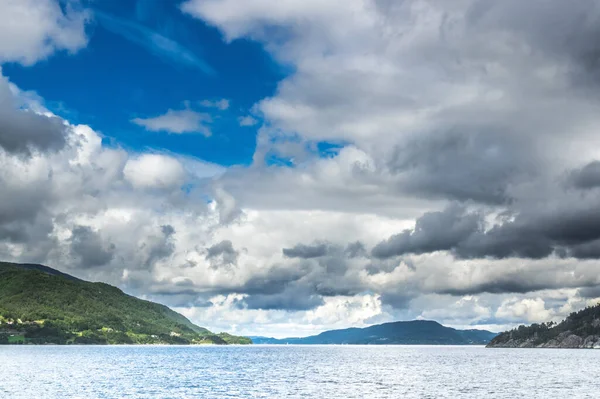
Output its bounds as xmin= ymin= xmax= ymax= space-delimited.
xmin=0 ymin=262 xmax=251 ymax=345
xmin=487 ymin=304 xmax=600 ymax=348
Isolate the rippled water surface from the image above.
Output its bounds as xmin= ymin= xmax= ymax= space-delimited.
xmin=1 ymin=345 xmax=599 ymax=398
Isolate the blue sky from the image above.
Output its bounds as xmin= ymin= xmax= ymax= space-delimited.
xmin=3 ymin=0 xmax=282 ymax=166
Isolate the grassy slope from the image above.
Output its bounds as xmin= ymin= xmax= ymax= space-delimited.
xmin=0 ymin=262 xmax=251 ymax=345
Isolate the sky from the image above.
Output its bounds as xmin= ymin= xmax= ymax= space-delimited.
xmin=2 ymin=0 xmax=600 ymax=338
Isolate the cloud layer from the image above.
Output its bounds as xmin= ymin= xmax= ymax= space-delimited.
xmin=3 ymin=0 xmax=600 ymax=337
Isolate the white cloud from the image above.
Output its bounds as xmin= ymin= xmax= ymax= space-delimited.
xmin=495 ymin=298 xmax=553 ymax=324
xmin=176 ymin=293 xmax=390 ymax=338
xmin=123 ymin=153 xmax=186 ymax=190
xmin=132 ymin=108 xmax=212 ymax=135
xmin=180 ymin=0 xmax=367 ymax=42
xmin=0 ymin=0 xmax=89 ymax=65
xmin=200 ymin=98 xmax=230 ymax=110
xmin=238 ymin=115 xmax=258 ymax=127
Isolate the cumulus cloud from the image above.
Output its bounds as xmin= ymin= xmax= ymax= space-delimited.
xmin=372 ymin=197 xmax=600 ymax=261
xmin=372 ymin=205 xmax=482 ymax=259
xmin=70 ymin=225 xmax=115 ymax=268
xmin=495 ymin=298 xmax=553 ymax=325
xmin=132 ymin=108 xmax=212 ymax=135
xmin=212 ymin=186 xmax=243 ymax=225
xmin=206 ymin=240 xmax=239 ymax=269
xmin=0 ymin=73 xmax=69 ymax=155
xmin=388 ymin=130 xmax=534 ymax=204
xmin=344 ymin=241 xmax=367 ymax=258
xmin=238 ymin=115 xmax=258 ymax=126
xmin=0 ymin=0 xmax=89 ymax=65
xmin=123 ymin=153 xmax=186 ymax=190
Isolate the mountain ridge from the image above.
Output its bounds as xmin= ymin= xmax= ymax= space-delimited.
xmin=251 ymin=320 xmax=497 ymax=345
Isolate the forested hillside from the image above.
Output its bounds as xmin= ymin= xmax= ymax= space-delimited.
xmin=487 ymin=304 xmax=600 ymax=348
xmin=0 ymin=262 xmax=251 ymax=345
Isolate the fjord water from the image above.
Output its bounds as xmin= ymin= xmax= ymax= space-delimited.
xmin=1 ymin=346 xmax=598 ymax=398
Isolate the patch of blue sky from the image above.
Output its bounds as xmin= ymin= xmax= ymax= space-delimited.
xmin=262 ymin=139 xmax=349 ymax=168
xmin=94 ymin=11 xmax=215 ymax=75
xmin=264 ymin=153 xmax=296 ymax=168
xmin=315 ymin=141 xmax=348 ymax=158
xmin=2 ymin=0 xmax=284 ymax=167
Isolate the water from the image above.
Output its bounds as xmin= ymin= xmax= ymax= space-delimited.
xmin=1 ymin=345 xmax=598 ymax=398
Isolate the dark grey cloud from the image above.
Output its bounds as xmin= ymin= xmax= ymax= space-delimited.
xmin=439 ymin=268 xmax=600 ymax=296
xmin=69 ymin=226 xmax=115 ymax=268
xmin=0 ymin=78 xmax=67 ymax=156
xmin=206 ymin=240 xmax=239 ymax=268
xmin=564 ymin=240 xmax=600 ymax=259
xmin=578 ymin=285 xmax=600 ymax=299
xmin=0 ymin=213 xmax=53 ymax=244
xmin=568 ymin=161 xmax=600 ymax=189
xmin=372 ymin=205 xmax=482 ymax=259
xmin=139 ymin=225 xmax=176 ymax=268
xmin=373 ymin=198 xmax=600 ymax=260
xmin=466 ymin=0 xmax=600 ymax=87
xmin=0 ymin=170 xmax=53 ymax=242
xmin=0 ymin=111 xmax=67 ymax=156
xmin=242 ymin=264 xmax=310 ymax=295
xmin=389 ymin=130 xmax=532 ymax=205
xmin=235 ymin=258 xmax=362 ymax=311
xmin=455 ymin=222 xmax=554 ymax=260
xmin=441 ymin=279 xmax=562 ymax=296
xmin=240 ymin=285 xmax=324 ymax=311
xmin=379 ymin=292 xmax=413 ymax=309
xmin=525 ymin=203 xmax=600 ymax=246
xmin=140 ymin=261 xmax=326 ymax=311
xmin=0 ymin=216 xmax=57 ymax=264
xmin=161 ymin=224 xmax=175 ymax=236
xmin=186 ymin=249 xmax=364 ymax=311
xmin=158 ymin=294 xmax=215 ymax=309
xmin=345 ymin=241 xmax=367 ymax=258
xmin=283 ymin=242 xmax=331 ymax=258
xmin=365 ymin=258 xmax=413 ymax=276
xmin=147 ymin=282 xmax=216 ymax=308
xmin=0 ymin=157 xmax=59 ymax=264
xmin=319 ymin=256 xmax=348 ymax=275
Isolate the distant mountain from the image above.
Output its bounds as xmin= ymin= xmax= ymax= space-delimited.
xmin=248 ymin=336 xmax=284 ymax=344
xmin=487 ymin=304 xmax=600 ymax=348
xmin=0 ymin=261 xmax=251 ymax=345
xmin=251 ymin=320 xmax=497 ymax=345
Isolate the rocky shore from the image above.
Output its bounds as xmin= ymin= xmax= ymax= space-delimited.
xmin=487 ymin=331 xmax=600 ymax=348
